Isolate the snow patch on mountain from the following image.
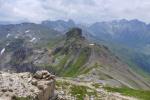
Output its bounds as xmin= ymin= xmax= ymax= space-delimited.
xmin=15 ymin=35 xmax=18 ymax=39
xmin=25 ymin=30 xmax=30 ymax=33
xmin=30 ymin=37 xmax=36 ymax=42
xmin=89 ymin=43 xmax=95 ymax=46
xmin=6 ymin=43 xmax=9 ymax=46
xmin=0 ymin=48 xmax=5 ymax=55
xmin=6 ymin=34 xmax=10 ymax=38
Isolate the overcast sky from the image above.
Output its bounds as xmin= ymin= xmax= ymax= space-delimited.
xmin=0 ymin=0 xmax=150 ymax=23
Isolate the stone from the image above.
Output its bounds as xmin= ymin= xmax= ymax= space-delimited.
xmin=42 ymin=70 xmax=49 ymax=75
xmin=31 ymin=79 xmax=38 ymax=86
xmin=45 ymin=80 xmax=53 ymax=86
xmin=37 ymin=84 xmax=44 ymax=90
xmin=1 ymin=88 xmax=8 ymax=92
xmin=8 ymin=89 xmax=13 ymax=92
xmin=46 ymin=75 xmax=56 ymax=80
xmin=33 ymin=71 xmax=43 ymax=79
xmin=50 ymin=75 xmax=56 ymax=79
xmin=9 ymin=78 xmax=14 ymax=82
xmin=43 ymin=73 xmax=51 ymax=79
xmin=0 ymin=70 xmax=56 ymax=100
xmin=33 ymin=70 xmax=50 ymax=79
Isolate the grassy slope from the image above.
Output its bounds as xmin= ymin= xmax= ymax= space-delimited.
xmin=112 ymin=45 xmax=150 ymax=81
xmin=97 ymin=40 xmax=150 ymax=81
xmin=104 ymin=87 xmax=150 ymax=100
xmin=56 ymin=78 xmax=150 ymax=100
xmin=56 ymin=80 xmax=98 ymax=100
xmin=63 ymin=47 xmax=90 ymax=77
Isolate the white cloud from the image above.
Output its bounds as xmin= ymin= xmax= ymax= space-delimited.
xmin=0 ymin=0 xmax=150 ymax=23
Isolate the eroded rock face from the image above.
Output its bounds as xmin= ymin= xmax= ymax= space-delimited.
xmin=0 ymin=70 xmax=56 ymax=100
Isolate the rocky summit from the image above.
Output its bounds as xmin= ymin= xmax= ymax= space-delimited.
xmin=0 ymin=70 xmax=56 ymax=100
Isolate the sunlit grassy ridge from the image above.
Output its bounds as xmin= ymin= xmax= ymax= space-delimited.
xmin=104 ymin=87 xmax=150 ymax=100
xmin=63 ymin=47 xmax=91 ymax=77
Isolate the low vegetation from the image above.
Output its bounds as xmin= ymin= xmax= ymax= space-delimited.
xmin=12 ymin=96 xmax=32 ymax=100
xmin=104 ymin=87 xmax=150 ymax=100
xmin=56 ymin=80 xmax=98 ymax=100
xmin=62 ymin=47 xmax=91 ymax=77
xmin=70 ymin=85 xmax=97 ymax=100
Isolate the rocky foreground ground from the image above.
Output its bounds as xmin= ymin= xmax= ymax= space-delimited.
xmin=56 ymin=78 xmax=137 ymax=100
xmin=0 ymin=70 xmax=138 ymax=100
xmin=0 ymin=70 xmax=56 ymax=100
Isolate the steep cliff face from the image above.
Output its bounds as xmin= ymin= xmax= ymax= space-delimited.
xmin=0 ymin=70 xmax=56 ymax=100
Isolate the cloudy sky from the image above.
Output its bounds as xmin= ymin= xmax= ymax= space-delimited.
xmin=0 ymin=0 xmax=150 ymax=23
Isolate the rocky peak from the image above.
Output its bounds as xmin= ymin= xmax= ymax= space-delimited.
xmin=67 ymin=19 xmax=75 ymax=26
xmin=0 ymin=70 xmax=56 ymax=100
xmin=66 ymin=28 xmax=83 ymax=40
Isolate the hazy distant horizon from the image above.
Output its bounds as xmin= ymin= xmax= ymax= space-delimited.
xmin=0 ymin=0 xmax=150 ymax=24
xmin=0 ymin=18 xmax=149 ymax=26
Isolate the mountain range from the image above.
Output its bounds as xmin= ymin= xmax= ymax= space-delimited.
xmin=39 ymin=19 xmax=150 ymax=73
xmin=0 ymin=19 xmax=150 ymax=91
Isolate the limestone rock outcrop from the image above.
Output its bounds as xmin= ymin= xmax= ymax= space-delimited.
xmin=0 ymin=70 xmax=56 ymax=100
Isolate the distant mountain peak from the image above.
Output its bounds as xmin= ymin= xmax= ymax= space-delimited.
xmin=66 ymin=28 xmax=83 ymax=39
xmin=41 ymin=19 xmax=76 ymax=32
xmin=68 ymin=19 xmax=75 ymax=24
